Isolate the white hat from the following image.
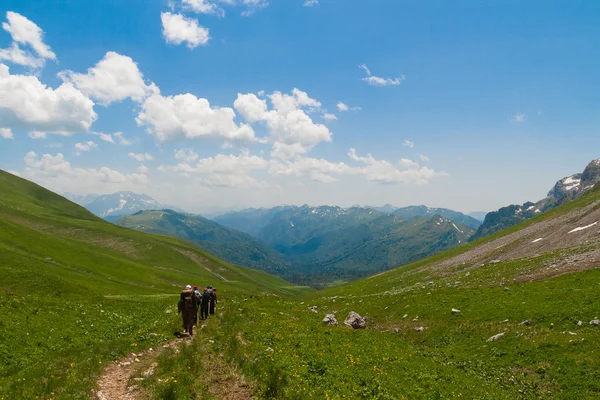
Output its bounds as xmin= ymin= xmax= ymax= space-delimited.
xmin=186 ymin=285 xmax=192 ymax=289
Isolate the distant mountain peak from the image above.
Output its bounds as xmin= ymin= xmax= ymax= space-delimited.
xmin=83 ymin=192 xmax=183 ymax=219
xmin=472 ymin=157 xmax=600 ymax=241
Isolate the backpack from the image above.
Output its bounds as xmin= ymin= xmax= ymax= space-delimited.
xmin=202 ymin=290 xmax=212 ymax=301
xmin=182 ymin=289 xmax=194 ymax=311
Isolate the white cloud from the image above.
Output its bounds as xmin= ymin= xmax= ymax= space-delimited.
xmin=336 ymin=101 xmax=360 ymax=112
xmin=419 ymin=154 xmax=429 ymax=162
xmin=177 ymin=0 xmax=269 ymax=17
xmin=46 ymin=142 xmax=62 ymax=148
xmin=159 ymin=151 xmax=268 ymax=188
xmin=114 ymin=132 xmax=132 ymax=146
xmin=138 ymin=164 xmax=149 ymax=174
xmin=234 ymin=88 xmax=331 ymax=159
xmin=0 ymin=43 xmax=44 ymax=69
xmin=96 ymin=132 xmax=115 ymax=144
xmin=59 ymin=52 xmax=159 ymax=106
xmin=136 ymin=92 xmax=256 ymax=143
xmin=404 ymin=140 xmax=414 ymax=148
xmin=28 ymin=131 xmax=47 ymax=139
xmin=348 ymin=148 xmax=447 ymax=185
xmin=174 ymin=148 xmax=199 ymax=163
xmin=269 ymin=156 xmax=352 ymax=183
xmin=304 ymin=0 xmax=319 ymax=6
xmin=337 ymin=102 xmax=348 ymax=112
xmin=22 ymin=151 xmax=148 ymax=193
xmin=161 ymin=12 xmax=210 ymax=49
xmin=128 ymin=152 xmax=155 ymax=162
xmin=359 ymin=64 xmax=405 ymax=86
xmin=322 ymin=113 xmax=338 ymax=121
xmin=2 ymin=12 xmax=55 ymax=60
xmin=182 ymin=0 xmax=224 ymax=15
xmin=74 ymin=141 xmax=97 ymax=156
xmin=0 ymin=12 xmax=55 ymax=69
xmin=94 ymin=131 xmax=132 ymax=145
xmin=512 ymin=113 xmax=526 ymax=122
xmin=0 ymin=127 xmax=13 ymax=139
xmin=0 ymin=63 xmax=96 ymax=134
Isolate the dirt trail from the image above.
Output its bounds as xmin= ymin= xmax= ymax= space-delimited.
xmin=94 ymin=329 xmax=253 ymax=399
xmin=94 ymin=338 xmax=186 ymax=400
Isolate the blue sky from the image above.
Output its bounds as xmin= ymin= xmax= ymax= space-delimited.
xmin=0 ymin=0 xmax=598 ymax=214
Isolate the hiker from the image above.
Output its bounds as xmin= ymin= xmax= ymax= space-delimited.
xmin=193 ymin=286 xmax=201 ymax=325
xmin=178 ymin=285 xmax=198 ymax=335
xmin=209 ymin=287 xmax=218 ymax=315
xmin=200 ymin=287 xmax=211 ymax=320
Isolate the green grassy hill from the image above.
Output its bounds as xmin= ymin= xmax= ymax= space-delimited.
xmin=0 ymin=170 xmax=311 ymax=399
xmin=150 ymin=183 xmax=600 ymax=399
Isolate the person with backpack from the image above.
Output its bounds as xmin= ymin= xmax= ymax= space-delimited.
xmin=178 ymin=285 xmax=198 ymax=335
xmin=193 ymin=285 xmax=201 ymax=325
xmin=209 ymin=287 xmax=217 ymax=315
xmin=200 ymin=287 xmax=211 ymax=320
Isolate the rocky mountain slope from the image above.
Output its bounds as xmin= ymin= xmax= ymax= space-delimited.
xmin=390 ymin=205 xmax=482 ymax=229
xmin=471 ymin=159 xmax=600 ymax=240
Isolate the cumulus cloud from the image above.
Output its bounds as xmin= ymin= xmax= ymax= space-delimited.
xmin=94 ymin=131 xmax=132 ymax=145
xmin=0 ymin=12 xmax=56 ymax=69
xmin=234 ymin=88 xmax=331 ymax=159
xmin=348 ymin=148 xmax=447 ymax=185
xmin=22 ymin=151 xmax=148 ymax=193
xmin=419 ymin=154 xmax=429 ymax=162
xmin=322 ymin=113 xmax=338 ymax=121
xmin=29 ymin=131 xmax=47 ymax=139
xmin=136 ymin=92 xmax=256 ymax=143
xmin=359 ymin=64 xmax=405 ymax=86
xmin=269 ymin=156 xmax=352 ymax=183
xmin=304 ymin=0 xmax=319 ymax=6
xmin=336 ymin=102 xmax=361 ymax=112
xmin=74 ymin=141 xmax=97 ymax=156
xmin=174 ymin=148 xmax=199 ymax=163
xmin=0 ymin=127 xmax=13 ymax=139
xmin=161 ymin=12 xmax=210 ymax=49
xmin=59 ymin=52 xmax=159 ymax=106
xmin=403 ymin=140 xmax=414 ymax=148
xmin=182 ymin=0 xmax=224 ymax=15
xmin=159 ymin=151 xmax=268 ymax=188
xmin=128 ymin=152 xmax=155 ymax=162
xmin=0 ymin=63 xmax=96 ymax=134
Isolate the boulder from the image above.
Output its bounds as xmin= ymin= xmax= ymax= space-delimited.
xmin=402 ymin=314 xmax=408 ymax=319
xmin=309 ymin=306 xmax=318 ymax=313
xmin=344 ymin=311 xmax=366 ymax=329
xmin=393 ymin=328 xmax=399 ymax=333
xmin=520 ymin=320 xmax=530 ymax=326
xmin=487 ymin=332 xmax=505 ymax=342
xmin=451 ymin=308 xmax=461 ymax=314
xmin=590 ymin=319 xmax=600 ymax=326
xmin=416 ymin=327 xmax=424 ymax=332
xmin=322 ymin=314 xmax=338 ymax=326
xmin=577 ymin=321 xmax=583 ymax=326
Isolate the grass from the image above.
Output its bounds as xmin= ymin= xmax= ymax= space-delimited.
xmin=0 ymin=170 xmax=310 ymax=399
xmin=145 ymin=185 xmax=600 ymax=399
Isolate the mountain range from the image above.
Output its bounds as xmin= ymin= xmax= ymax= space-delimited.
xmin=118 ymin=205 xmax=475 ymax=287
xmin=471 ymin=159 xmax=600 ymax=240
xmin=65 ymin=191 xmax=183 ymax=221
